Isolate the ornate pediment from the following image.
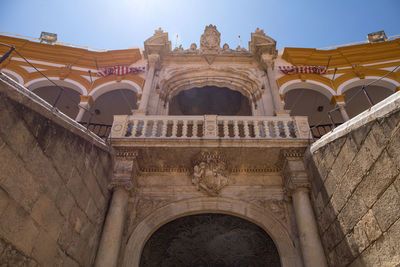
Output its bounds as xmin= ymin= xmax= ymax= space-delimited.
xmin=200 ymin=24 xmax=221 ymax=54
xmin=192 ymin=151 xmax=230 ymax=196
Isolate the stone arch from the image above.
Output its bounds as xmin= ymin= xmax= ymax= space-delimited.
xmin=337 ymin=76 xmax=399 ymax=95
xmin=24 ymin=77 xmax=87 ymax=95
xmin=89 ymin=80 xmax=142 ymax=101
xmin=122 ymin=197 xmax=301 ymax=267
xmin=160 ymin=68 xmax=262 ymax=104
xmin=1 ymin=68 xmax=24 ymax=84
xmin=279 ymin=79 xmax=335 ymax=100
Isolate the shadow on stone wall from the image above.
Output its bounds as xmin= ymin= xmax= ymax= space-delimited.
xmin=0 ymin=78 xmax=113 ymax=266
xmin=306 ymin=106 xmax=400 ymax=266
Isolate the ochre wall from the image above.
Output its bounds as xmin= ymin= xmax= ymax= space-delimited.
xmin=0 ymin=78 xmax=112 ymax=266
xmin=306 ymin=100 xmax=400 ymax=266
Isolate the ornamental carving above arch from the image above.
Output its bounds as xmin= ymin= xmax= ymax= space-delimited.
xmin=158 ymin=66 xmax=264 ymax=104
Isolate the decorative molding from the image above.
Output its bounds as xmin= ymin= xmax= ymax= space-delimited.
xmin=191 ymin=151 xmax=230 ymax=196
xmin=108 ymin=178 xmax=134 ymax=191
xmin=200 ymin=24 xmax=221 ymax=54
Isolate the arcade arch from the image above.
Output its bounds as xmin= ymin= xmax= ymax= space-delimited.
xmin=81 ymin=89 xmax=138 ymax=125
xmin=122 ymin=197 xmax=301 ymax=267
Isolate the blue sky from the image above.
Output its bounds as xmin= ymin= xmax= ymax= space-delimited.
xmin=1 ymin=0 xmax=399 ymax=50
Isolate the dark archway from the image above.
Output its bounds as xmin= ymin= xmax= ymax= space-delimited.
xmin=169 ymin=86 xmax=252 ymax=116
xmin=32 ymin=86 xmax=80 ymax=119
xmin=82 ymin=89 xmax=137 ymax=125
xmin=140 ymin=213 xmax=281 ymax=267
xmin=344 ymin=85 xmax=393 ymax=119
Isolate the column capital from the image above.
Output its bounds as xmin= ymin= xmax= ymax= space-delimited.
xmin=147 ymin=53 xmax=160 ymax=69
xmin=80 ymin=95 xmax=94 ymax=106
xmin=330 ymin=94 xmax=346 ymax=105
xmin=108 ymin=150 xmax=139 ymax=193
xmin=281 ymin=149 xmax=311 ymax=196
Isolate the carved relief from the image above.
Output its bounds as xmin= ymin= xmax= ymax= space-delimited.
xmin=250 ymin=199 xmax=287 ymax=224
xmin=192 ymin=151 xmax=230 ymax=196
xmin=200 ymin=24 xmax=221 ymax=53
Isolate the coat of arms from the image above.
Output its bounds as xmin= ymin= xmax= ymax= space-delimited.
xmin=200 ymin=25 xmax=221 ymax=53
xmin=192 ymin=151 xmax=229 ymax=196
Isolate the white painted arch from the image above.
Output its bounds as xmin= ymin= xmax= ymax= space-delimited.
xmin=1 ymin=69 xmax=24 ymax=85
xmin=122 ymin=197 xmax=302 ymax=267
xmin=337 ymin=76 xmax=400 ymax=95
xmin=24 ymin=77 xmax=88 ymax=95
xmin=89 ymin=80 xmax=142 ymax=101
xmin=279 ymin=79 xmax=335 ymax=100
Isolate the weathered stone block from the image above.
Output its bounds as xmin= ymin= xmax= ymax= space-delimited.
xmin=66 ymin=168 xmax=91 ymax=211
xmin=372 ymin=184 xmax=400 ymax=232
xmin=31 ymin=194 xmax=64 ymax=241
xmin=357 ymin=150 xmax=398 ymax=208
xmin=31 ymin=229 xmax=60 ymax=266
xmin=334 ymin=237 xmax=355 ymax=266
xmin=338 ymin=190 xmax=368 ymax=235
xmin=0 ymin=202 xmax=39 ymax=256
xmin=323 ymin=219 xmax=344 ymax=251
xmin=350 ymin=121 xmax=373 ymax=149
xmin=360 ymin=218 xmax=400 ymax=266
xmin=0 ymin=145 xmax=42 ymax=212
xmin=55 ymin=185 xmax=76 ymax=219
xmin=387 ymin=125 xmax=400 ymax=171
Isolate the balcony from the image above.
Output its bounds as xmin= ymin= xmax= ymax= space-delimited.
xmin=110 ymin=114 xmax=311 ymax=141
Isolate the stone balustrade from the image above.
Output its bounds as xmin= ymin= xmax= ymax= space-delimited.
xmin=110 ymin=114 xmax=311 ymax=139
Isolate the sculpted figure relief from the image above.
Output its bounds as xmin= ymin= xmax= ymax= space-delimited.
xmin=192 ymin=151 xmax=229 ymax=196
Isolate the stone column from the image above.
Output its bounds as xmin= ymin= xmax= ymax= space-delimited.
xmin=75 ymin=95 xmax=93 ymax=122
xmin=265 ymin=65 xmax=285 ymax=114
xmin=283 ymin=152 xmax=328 ymax=267
xmin=94 ymin=152 xmax=138 ymax=267
xmin=331 ymin=95 xmax=350 ymax=122
xmin=137 ymin=54 xmax=160 ymax=113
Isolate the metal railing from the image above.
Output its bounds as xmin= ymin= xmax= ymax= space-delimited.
xmin=310 ymin=123 xmax=343 ymax=139
xmin=78 ymin=122 xmax=112 ymax=139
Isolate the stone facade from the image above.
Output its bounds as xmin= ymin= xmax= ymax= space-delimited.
xmin=1 ymin=26 xmax=400 ymax=267
xmin=0 ymin=74 xmax=113 ymax=266
xmin=307 ymin=92 xmax=400 ymax=266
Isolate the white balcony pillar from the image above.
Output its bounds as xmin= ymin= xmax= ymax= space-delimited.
xmin=137 ymin=54 xmax=160 ymax=113
xmin=331 ymin=95 xmax=350 ymax=122
xmin=283 ymin=153 xmax=328 ymax=267
xmin=94 ymin=152 xmax=138 ymax=267
xmin=75 ymin=95 xmax=93 ymax=122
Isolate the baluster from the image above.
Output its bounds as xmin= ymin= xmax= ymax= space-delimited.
xmin=131 ymin=120 xmax=139 ymax=137
xmin=192 ymin=121 xmax=198 ymax=138
xmin=152 ymin=120 xmax=158 ymax=137
xmin=283 ymin=120 xmax=291 ymax=138
xmin=274 ymin=121 xmax=281 ymax=138
xmin=254 ymin=121 xmax=260 ymax=138
xmin=182 ymin=120 xmax=188 ymax=138
xmin=263 ymin=121 xmax=270 ymax=138
xmin=161 ymin=120 xmax=168 ymax=137
xmin=141 ymin=120 xmax=149 ymax=137
xmin=244 ymin=121 xmax=250 ymax=138
xmin=171 ymin=120 xmax=178 ymax=137
xmin=233 ymin=120 xmax=239 ymax=138
xmin=223 ymin=120 xmax=229 ymax=138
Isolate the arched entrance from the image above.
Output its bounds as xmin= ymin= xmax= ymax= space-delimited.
xmin=168 ymin=86 xmax=252 ymax=116
xmin=140 ymin=213 xmax=281 ymax=267
xmin=122 ymin=197 xmax=301 ymax=267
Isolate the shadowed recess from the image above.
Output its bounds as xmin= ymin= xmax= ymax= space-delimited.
xmin=140 ymin=213 xmax=281 ymax=267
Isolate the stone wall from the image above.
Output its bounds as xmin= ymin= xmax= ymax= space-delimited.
xmin=0 ymin=75 xmax=112 ymax=266
xmin=306 ymin=92 xmax=400 ymax=267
